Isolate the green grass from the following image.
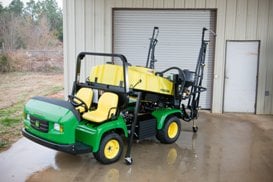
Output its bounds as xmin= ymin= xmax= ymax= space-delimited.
xmin=0 ymin=102 xmax=26 ymax=151
xmin=0 ymin=85 xmax=63 ymax=125
xmin=0 ymin=103 xmax=23 ymax=126
xmin=0 ymin=72 xmax=63 ymax=151
xmin=0 ymin=140 xmax=7 ymax=148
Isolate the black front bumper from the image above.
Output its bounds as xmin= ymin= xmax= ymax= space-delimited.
xmin=22 ymin=129 xmax=92 ymax=154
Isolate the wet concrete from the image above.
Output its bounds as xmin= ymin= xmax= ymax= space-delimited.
xmin=1 ymin=112 xmax=273 ymax=182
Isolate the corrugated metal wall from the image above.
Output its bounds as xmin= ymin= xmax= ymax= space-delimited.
xmin=63 ymin=0 xmax=273 ymax=114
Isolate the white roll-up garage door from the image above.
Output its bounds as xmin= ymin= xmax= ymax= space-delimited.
xmin=113 ymin=10 xmax=216 ymax=109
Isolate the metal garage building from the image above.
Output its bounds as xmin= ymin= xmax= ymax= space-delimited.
xmin=63 ymin=0 xmax=273 ymax=114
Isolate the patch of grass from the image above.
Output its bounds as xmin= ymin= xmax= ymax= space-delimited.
xmin=0 ymin=102 xmax=23 ymax=125
xmin=0 ymin=140 xmax=7 ymax=148
xmin=0 ymin=102 xmax=24 ymax=151
xmin=1 ymin=118 xmax=19 ymax=126
xmin=0 ymin=72 xmax=63 ymax=151
xmin=0 ymin=114 xmax=22 ymax=125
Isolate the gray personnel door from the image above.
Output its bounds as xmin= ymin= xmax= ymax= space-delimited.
xmin=224 ymin=41 xmax=260 ymax=113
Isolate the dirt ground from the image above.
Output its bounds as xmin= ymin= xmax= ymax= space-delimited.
xmin=0 ymin=72 xmax=64 ymax=150
xmin=0 ymin=72 xmax=63 ymax=109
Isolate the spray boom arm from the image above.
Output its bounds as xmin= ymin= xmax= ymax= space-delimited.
xmin=146 ymin=27 xmax=159 ymax=69
xmin=182 ymin=27 xmax=216 ymax=122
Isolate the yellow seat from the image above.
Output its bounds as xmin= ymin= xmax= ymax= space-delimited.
xmin=75 ymin=88 xmax=93 ymax=113
xmin=82 ymin=92 xmax=118 ymax=123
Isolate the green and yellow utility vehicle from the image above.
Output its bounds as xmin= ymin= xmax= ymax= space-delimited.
xmin=22 ymin=28 xmax=212 ymax=164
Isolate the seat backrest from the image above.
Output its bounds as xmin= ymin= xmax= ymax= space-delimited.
xmin=82 ymin=92 xmax=118 ymax=123
xmin=97 ymin=92 xmax=118 ymax=117
xmin=75 ymin=88 xmax=93 ymax=112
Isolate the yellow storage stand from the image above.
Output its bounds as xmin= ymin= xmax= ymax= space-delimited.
xmin=89 ymin=64 xmax=174 ymax=96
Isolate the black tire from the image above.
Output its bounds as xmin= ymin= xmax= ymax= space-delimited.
xmin=93 ymin=132 xmax=123 ymax=164
xmin=157 ymin=116 xmax=181 ymax=144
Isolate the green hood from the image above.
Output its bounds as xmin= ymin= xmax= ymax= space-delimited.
xmin=24 ymin=96 xmax=80 ymax=144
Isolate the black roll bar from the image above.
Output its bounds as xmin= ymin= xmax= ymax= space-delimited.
xmin=74 ymin=52 xmax=129 ymax=95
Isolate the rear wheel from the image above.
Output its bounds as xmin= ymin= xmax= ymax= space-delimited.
xmin=94 ymin=133 xmax=123 ymax=164
xmin=157 ymin=116 xmax=181 ymax=144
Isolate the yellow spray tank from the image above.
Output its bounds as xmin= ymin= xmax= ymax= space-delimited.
xmin=89 ymin=64 xmax=174 ymax=96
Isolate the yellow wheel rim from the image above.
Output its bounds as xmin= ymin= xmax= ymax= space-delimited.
xmin=168 ymin=122 xmax=178 ymax=139
xmin=104 ymin=139 xmax=120 ymax=159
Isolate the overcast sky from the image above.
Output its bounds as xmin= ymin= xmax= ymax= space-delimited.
xmin=1 ymin=0 xmax=63 ymax=8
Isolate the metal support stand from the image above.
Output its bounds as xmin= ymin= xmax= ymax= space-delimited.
xmin=125 ymin=92 xmax=142 ymax=165
xmin=192 ymin=119 xmax=198 ymax=133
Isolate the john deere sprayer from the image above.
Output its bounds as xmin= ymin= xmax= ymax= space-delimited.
xmin=22 ymin=27 xmax=213 ymax=164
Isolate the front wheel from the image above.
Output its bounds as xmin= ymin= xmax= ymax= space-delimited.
xmin=94 ymin=133 xmax=123 ymax=164
xmin=157 ymin=116 xmax=181 ymax=144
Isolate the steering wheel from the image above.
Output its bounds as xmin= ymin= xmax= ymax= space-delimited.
xmin=68 ymin=95 xmax=88 ymax=112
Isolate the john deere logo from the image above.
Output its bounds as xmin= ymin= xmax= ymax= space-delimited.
xmin=35 ymin=121 xmax=40 ymax=128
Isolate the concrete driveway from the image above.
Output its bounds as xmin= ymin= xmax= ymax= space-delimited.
xmin=1 ymin=112 xmax=273 ymax=182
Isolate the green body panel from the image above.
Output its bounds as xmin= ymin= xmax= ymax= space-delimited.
xmin=24 ymin=97 xmax=181 ymax=153
xmin=152 ymin=108 xmax=182 ymax=130
xmin=76 ymin=116 xmax=128 ymax=152
xmin=23 ymin=98 xmax=78 ymax=144
xmin=24 ymin=98 xmax=128 ymax=152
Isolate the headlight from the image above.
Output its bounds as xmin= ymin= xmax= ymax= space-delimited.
xmin=54 ymin=123 xmax=63 ymax=133
xmin=26 ymin=114 xmax=30 ymax=120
